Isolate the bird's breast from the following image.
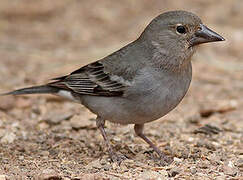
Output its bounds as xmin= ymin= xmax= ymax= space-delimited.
xmin=124 ymin=64 xmax=192 ymax=123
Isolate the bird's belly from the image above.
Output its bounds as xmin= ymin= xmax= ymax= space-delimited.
xmin=132 ymin=83 xmax=187 ymax=123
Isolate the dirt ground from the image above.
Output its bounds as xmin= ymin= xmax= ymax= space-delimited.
xmin=0 ymin=0 xmax=242 ymax=179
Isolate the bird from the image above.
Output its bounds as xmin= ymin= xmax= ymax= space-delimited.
xmin=1 ymin=10 xmax=225 ymax=165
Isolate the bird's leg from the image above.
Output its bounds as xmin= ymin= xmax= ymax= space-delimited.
xmin=96 ymin=117 xmax=123 ymax=164
xmin=134 ymin=124 xmax=173 ymax=164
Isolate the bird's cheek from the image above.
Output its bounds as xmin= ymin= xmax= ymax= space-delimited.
xmin=185 ymin=39 xmax=195 ymax=51
xmin=188 ymin=45 xmax=195 ymax=52
xmin=185 ymin=42 xmax=191 ymax=49
xmin=182 ymin=44 xmax=196 ymax=62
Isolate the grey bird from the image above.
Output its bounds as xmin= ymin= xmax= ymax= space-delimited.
xmin=2 ymin=10 xmax=225 ymax=164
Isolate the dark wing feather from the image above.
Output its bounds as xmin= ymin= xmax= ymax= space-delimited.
xmin=48 ymin=61 xmax=128 ymax=96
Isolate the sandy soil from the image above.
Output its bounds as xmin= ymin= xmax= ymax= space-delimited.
xmin=0 ymin=0 xmax=242 ymax=179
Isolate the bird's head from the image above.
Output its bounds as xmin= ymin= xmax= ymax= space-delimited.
xmin=141 ymin=10 xmax=225 ymax=67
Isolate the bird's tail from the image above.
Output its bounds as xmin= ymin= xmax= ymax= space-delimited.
xmin=1 ymin=85 xmax=59 ymax=96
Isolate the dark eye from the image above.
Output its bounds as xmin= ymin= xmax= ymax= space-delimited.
xmin=176 ymin=25 xmax=187 ymax=34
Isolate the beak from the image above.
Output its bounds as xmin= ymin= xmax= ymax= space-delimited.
xmin=189 ymin=24 xmax=225 ymax=47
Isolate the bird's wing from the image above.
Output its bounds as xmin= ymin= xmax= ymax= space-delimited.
xmin=48 ymin=61 xmax=129 ymax=96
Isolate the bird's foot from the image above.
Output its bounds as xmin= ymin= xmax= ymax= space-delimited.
xmin=157 ymin=154 xmax=173 ymax=166
xmin=108 ymin=152 xmax=126 ymax=165
xmin=152 ymin=150 xmax=173 ymax=166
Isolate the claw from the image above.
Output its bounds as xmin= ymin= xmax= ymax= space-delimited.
xmin=109 ymin=152 xmax=126 ymax=165
xmin=134 ymin=124 xmax=173 ymax=166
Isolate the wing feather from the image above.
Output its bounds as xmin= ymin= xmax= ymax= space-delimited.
xmin=48 ymin=61 xmax=129 ymax=96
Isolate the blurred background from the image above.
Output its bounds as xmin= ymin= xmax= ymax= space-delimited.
xmin=0 ymin=0 xmax=242 ymax=179
xmin=0 ymin=0 xmax=242 ymax=86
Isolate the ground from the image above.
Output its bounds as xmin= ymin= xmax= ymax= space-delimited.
xmin=0 ymin=0 xmax=242 ymax=179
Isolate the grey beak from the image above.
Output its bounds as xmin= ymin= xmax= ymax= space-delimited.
xmin=189 ymin=24 xmax=225 ymax=47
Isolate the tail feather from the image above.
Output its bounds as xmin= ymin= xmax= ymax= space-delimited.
xmin=1 ymin=85 xmax=59 ymax=96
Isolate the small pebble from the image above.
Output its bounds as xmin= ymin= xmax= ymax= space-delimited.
xmin=223 ymin=161 xmax=237 ymax=177
xmin=16 ymin=98 xmax=31 ymax=109
xmin=41 ymin=151 xmax=50 ymax=157
xmin=70 ymin=114 xmax=95 ymax=129
xmin=173 ymin=157 xmax=182 ymax=163
xmin=19 ymin=156 xmax=24 ymax=160
xmin=1 ymin=132 xmax=16 ymax=143
xmin=0 ymin=175 xmax=7 ymax=180
xmin=168 ymin=168 xmax=180 ymax=177
xmin=190 ymin=167 xmax=197 ymax=174
xmin=43 ymin=111 xmax=73 ymax=125
xmin=37 ymin=169 xmax=61 ymax=180
xmin=138 ymin=170 xmax=166 ymax=179
xmin=0 ymin=96 xmax=15 ymax=110
xmin=236 ymin=158 xmax=243 ymax=168
xmin=86 ymin=159 xmax=102 ymax=170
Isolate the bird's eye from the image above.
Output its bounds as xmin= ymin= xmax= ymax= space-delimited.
xmin=176 ymin=25 xmax=187 ymax=34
